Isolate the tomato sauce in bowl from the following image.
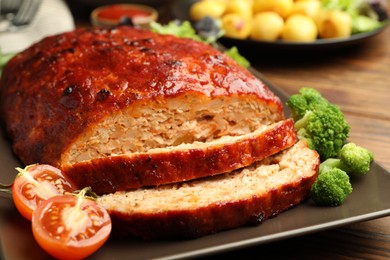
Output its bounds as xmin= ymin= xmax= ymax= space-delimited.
xmin=91 ymin=4 xmax=158 ymax=27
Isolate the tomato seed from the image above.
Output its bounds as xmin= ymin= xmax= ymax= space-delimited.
xmin=56 ymin=226 xmax=64 ymax=234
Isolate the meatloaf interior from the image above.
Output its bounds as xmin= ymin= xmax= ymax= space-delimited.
xmin=63 ymin=93 xmax=284 ymax=165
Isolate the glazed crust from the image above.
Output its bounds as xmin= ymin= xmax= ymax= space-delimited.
xmin=0 ymin=26 xmax=283 ymax=167
xmin=62 ymin=119 xmax=297 ymax=194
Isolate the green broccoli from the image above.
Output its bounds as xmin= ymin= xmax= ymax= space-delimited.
xmin=320 ymin=142 xmax=374 ymax=177
xmin=310 ymin=168 xmax=353 ymax=207
xmin=310 ymin=142 xmax=373 ymax=206
xmin=286 ymin=87 xmax=350 ymax=161
xmin=288 ymin=89 xmax=375 ymax=207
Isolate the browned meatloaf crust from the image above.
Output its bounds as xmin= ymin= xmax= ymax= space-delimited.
xmin=0 ymin=26 xmax=284 ymax=171
xmin=62 ymin=118 xmax=297 ymax=194
xmin=97 ymin=141 xmax=320 ymax=240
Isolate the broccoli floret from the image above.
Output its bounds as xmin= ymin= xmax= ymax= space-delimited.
xmin=287 ymin=87 xmax=350 ymax=160
xmin=320 ymin=142 xmax=374 ymax=176
xmin=311 ymin=142 xmax=374 ymax=207
xmin=310 ymin=168 xmax=353 ymax=207
xmin=287 ymin=87 xmax=325 ymax=119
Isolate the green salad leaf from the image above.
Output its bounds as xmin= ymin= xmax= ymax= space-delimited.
xmin=150 ymin=20 xmax=204 ymax=42
xmin=224 ymin=47 xmax=250 ymax=68
xmin=321 ymin=0 xmax=387 ymax=33
xmin=0 ymin=50 xmax=15 ymax=75
xmin=150 ymin=20 xmax=250 ymax=68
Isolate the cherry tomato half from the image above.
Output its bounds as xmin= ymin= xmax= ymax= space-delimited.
xmin=32 ymin=193 xmax=112 ymax=260
xmin=12 ymin=164 xmax=77 ymax=220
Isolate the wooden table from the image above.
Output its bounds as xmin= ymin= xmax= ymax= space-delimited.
xmin=67 ymin=1 xmax=390 ymax=259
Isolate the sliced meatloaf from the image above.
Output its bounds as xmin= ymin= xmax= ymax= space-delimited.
xmin=0 ymin=26 xmax=284 ymax=170
xmin=62 ymin=118 xmax=297 ymax=194
xmin=97 ymin=141 xmax=320 ymax=240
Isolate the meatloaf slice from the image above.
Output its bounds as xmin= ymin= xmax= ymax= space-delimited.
xmin=62 ymin=118 xmax=297 ymax=194
xmin=0 ymin=26 xmax=284 ymax=168
xmin=97 ymin=140 xmax=320 ymax=240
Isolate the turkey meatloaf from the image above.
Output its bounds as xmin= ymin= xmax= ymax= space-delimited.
xmin=62 ymin=118 xmax=297 ymax=194
xmin=0 ymin=26 xmax=286 ymax=188
xmin=98 ymin=140 xmax=320 ymax=240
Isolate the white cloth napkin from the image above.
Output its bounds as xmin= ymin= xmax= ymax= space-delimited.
xmin=0 ymin=0 xmax=75 ymax=53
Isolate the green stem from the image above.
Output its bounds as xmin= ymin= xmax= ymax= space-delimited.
xmin=75 ymin=187 xmax=98 ymax=201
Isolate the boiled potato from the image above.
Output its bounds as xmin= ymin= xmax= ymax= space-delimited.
xmin=251 ymin=12 xmax=284 ymax=41
xmin=189 ymin=0 xmax=227 ymax=21
xmin=225 ymin=0 xmax=253 ymax=21
xmin=290 ymin=0 xmax=321 ymax=19
xmin=253 ymin=0 xmax=294 ymax=19
xmin=281 ymin=14 xmax=318 ymax=42
xmin=317 ymin=10 xmax=352 ymax=38
xmin=221 ymin=13 xmax=252 ymax=39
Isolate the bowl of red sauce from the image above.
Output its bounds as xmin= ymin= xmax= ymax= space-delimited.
xmin=91 ymin=4 xmax=158 ymax=28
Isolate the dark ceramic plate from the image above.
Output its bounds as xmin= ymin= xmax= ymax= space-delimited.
xmin=171 ymin=0 xmax=389 ymax=53
xmin=0 ymin=66 xmax=389 ymax=259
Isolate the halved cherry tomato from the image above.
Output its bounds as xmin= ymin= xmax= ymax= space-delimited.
xmin=12 ymin=164 xmax=77 ymax=220
xmin=32 ymin=189 xmax=112 ymax=260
